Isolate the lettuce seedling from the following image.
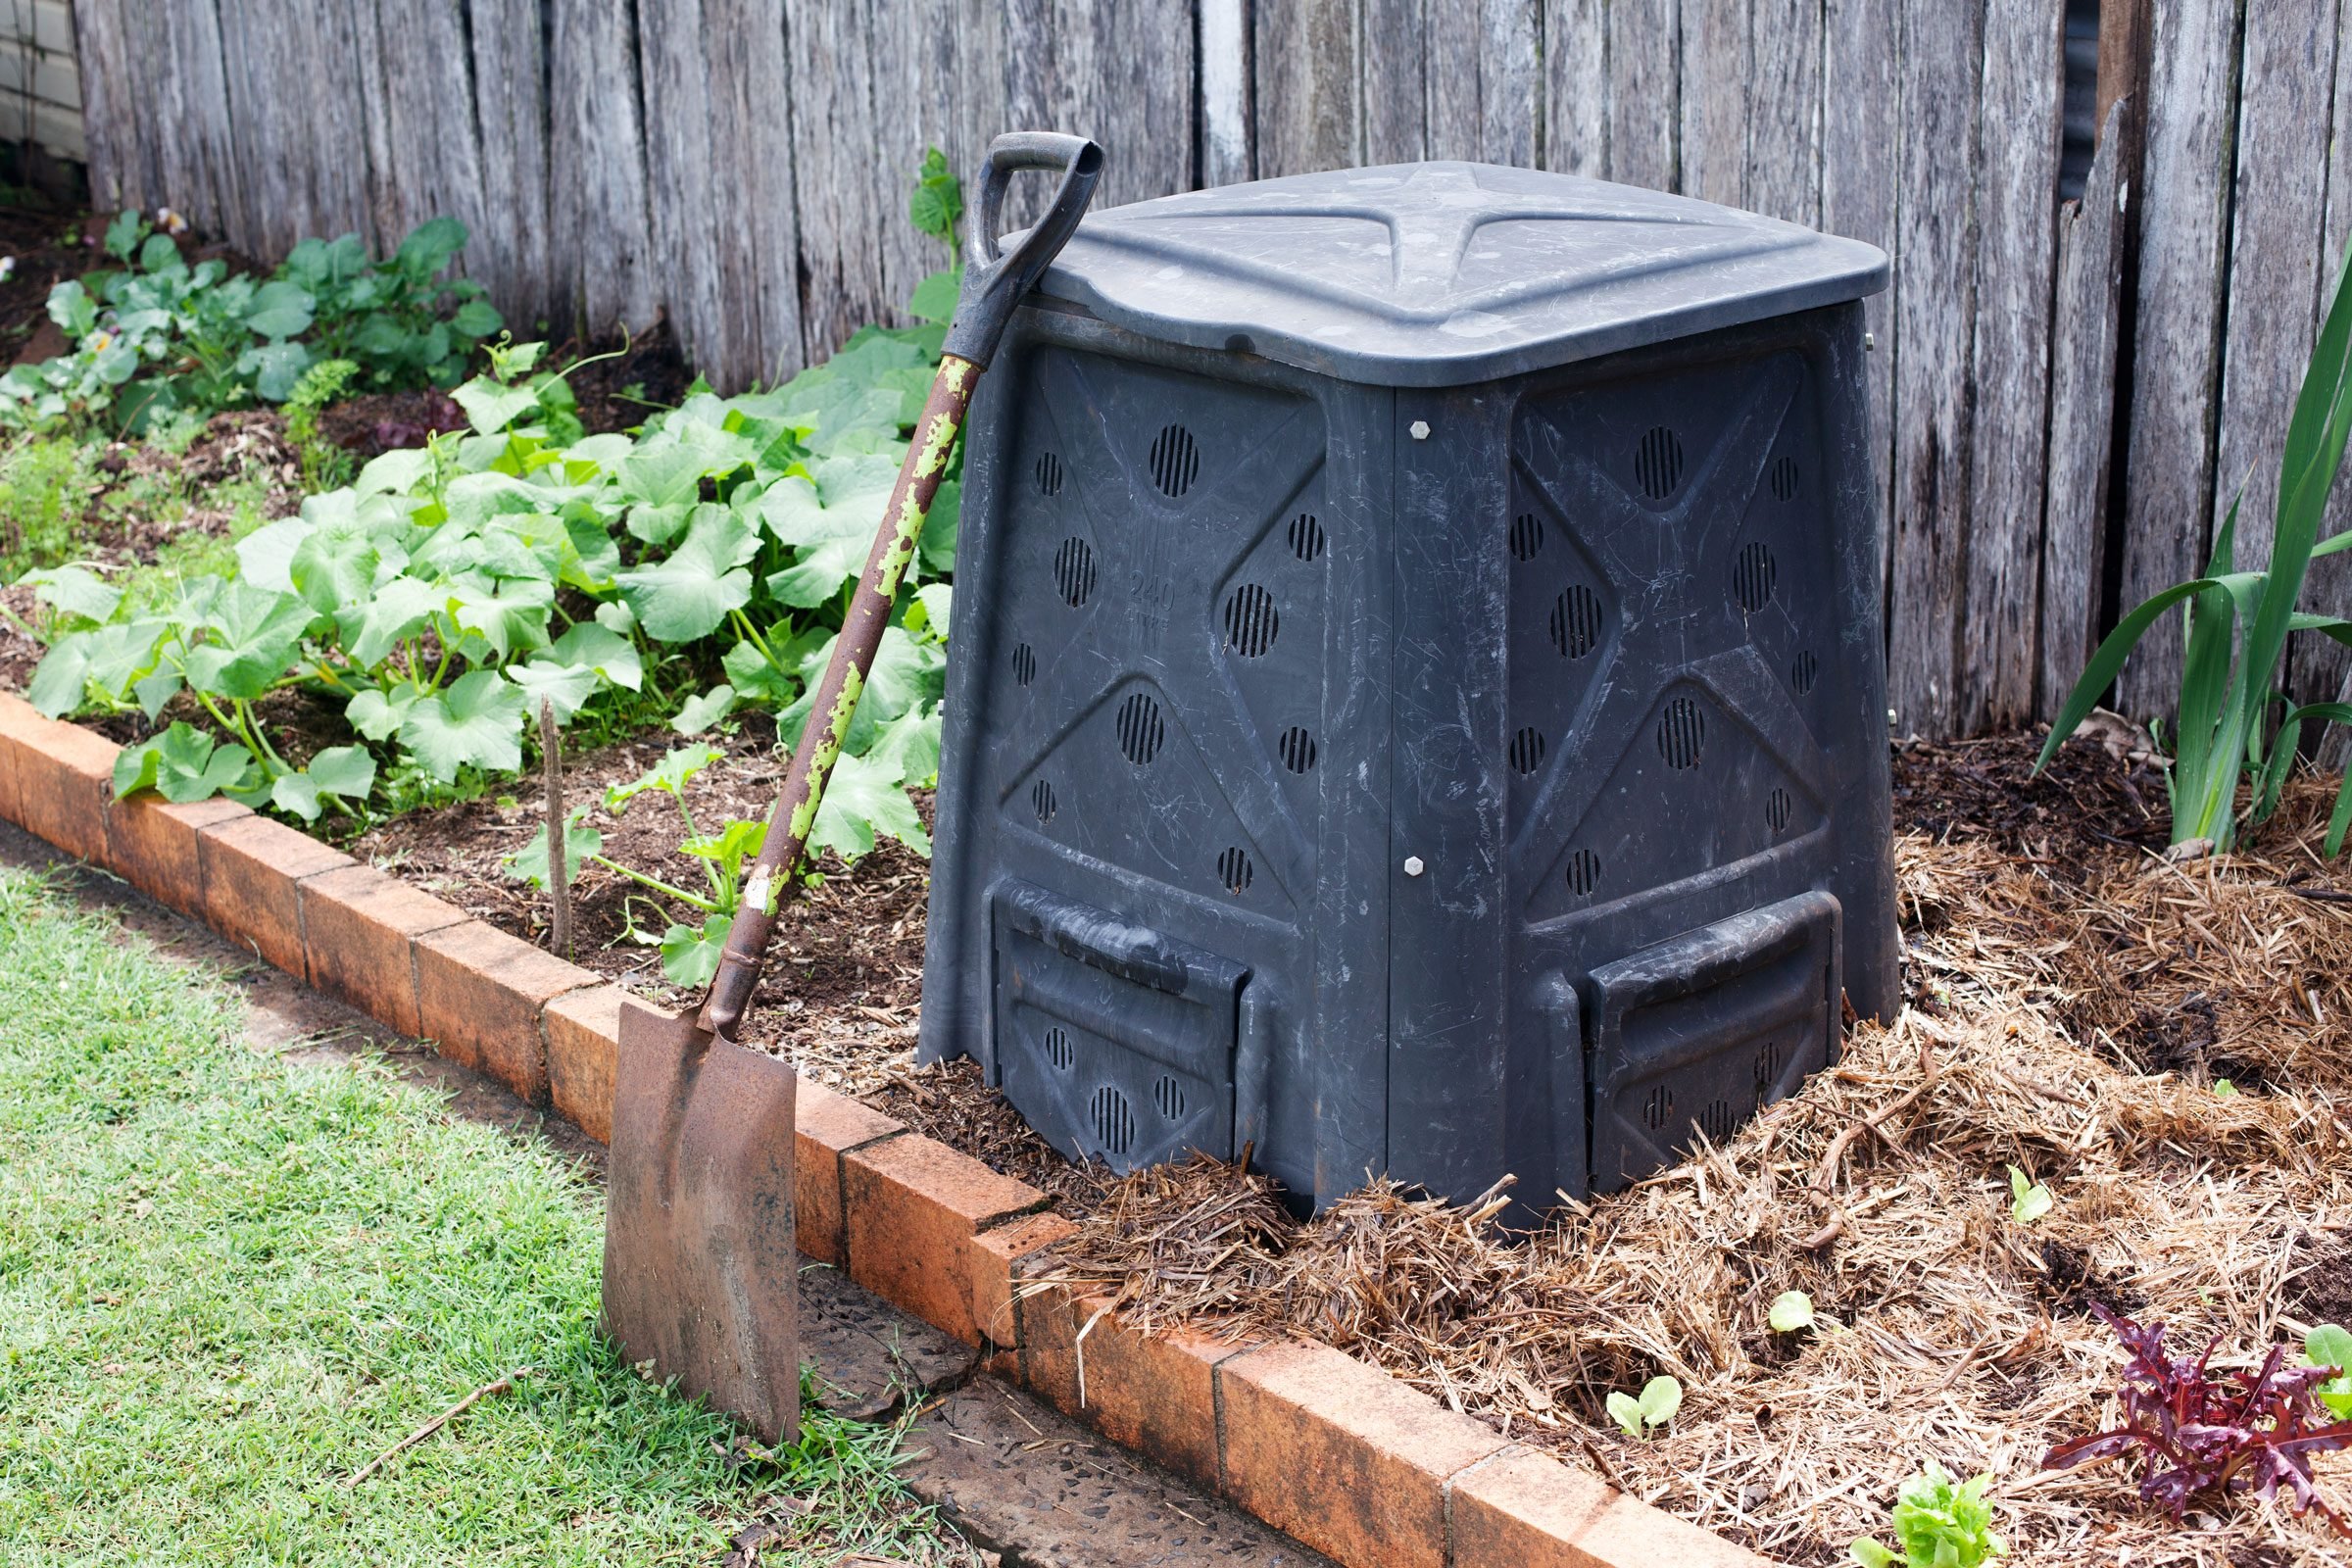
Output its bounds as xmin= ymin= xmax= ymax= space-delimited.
xmin=1605 ymin=1376 xmax=1681 ymax=1440
xmin=1850 ymin=1463 xmax=2004 ymax=1568
xmin=2043 ymin=1304 xmax=2352 ymax=1536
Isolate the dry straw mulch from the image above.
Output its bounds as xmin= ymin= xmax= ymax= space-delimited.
xmin=1035 ymin=741 xmax=2352 ymax=1567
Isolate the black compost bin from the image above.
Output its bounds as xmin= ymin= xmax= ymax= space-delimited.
xmin=918 ymin=161 xmax=1900 ymax=1213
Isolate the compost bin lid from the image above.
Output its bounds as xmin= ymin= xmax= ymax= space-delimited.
xmin=1032 ymin=161 xmax=1889 ymax=387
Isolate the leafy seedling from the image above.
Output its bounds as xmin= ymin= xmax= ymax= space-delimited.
xmin=2307 ymin=1325 xmax=2352 ymax=1421
xmin=1850 ymin=1463 xmax=2005 ymax=1568
xmin=2006 ymin=1165 xmax=2052 ymax=1225
xmin=1769 ymin=1292 xmax=1816 ymax=1334
xmin=2213 ymin=1078 xmax=2238 ymax=1097
xmin=1605 ymin=1376 xmax=1682 ymax=1441
xmin=2043 ymin=1304 xmax=2352 ymax=1536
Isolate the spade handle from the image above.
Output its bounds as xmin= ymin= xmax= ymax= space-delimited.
xmin=699 ymin=133 xmax=1103 ymax=1042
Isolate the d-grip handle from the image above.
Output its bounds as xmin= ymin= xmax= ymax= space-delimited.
xmin=943 ymin=132 xmax=1104 ymax=368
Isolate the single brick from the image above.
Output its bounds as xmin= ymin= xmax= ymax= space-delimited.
xmin=1449 ymin=1446 xmax=1764 ymax=1568
xmin=972 ymin=1210 xmax=1079 ymax=1349
xmin=3 ymin=706 xmax=118 ymax=862
xmin=298 ymin=864 xmax=468 ymax=1037
xmin=545 ymin=985 xmax=628 ymax=1144
xmin=842 ymin=1132 xmax=1045 ymax=1343
xmin=0 ymin=691 xmax=40 ymax=823
xmin=104 ymin=794 xmax=249 ymax=914
xmin=413 ymin=921 xmax=600 ymax=1105
xmin=196 ymin=814 xmax=354 ymax=974
xmin=1022 ymin=1285 xmax=1252 ymax=1488
xmin=1217 ymin=1339 xmax=1508 ymax=1568
xmin=793 ymin=1081 xmax=905 ymax=1266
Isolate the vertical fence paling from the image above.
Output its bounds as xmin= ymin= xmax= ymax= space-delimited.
xmin=56 ymin=0 xmax=2352 ymax=741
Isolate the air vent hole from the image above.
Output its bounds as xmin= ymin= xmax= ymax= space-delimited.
xmin=1031 ymin=778 xmax=1056 ymax=824
xmin=1791 ymin=650 xmax=1819 ymax=694
xmin=1642 ymin=1084 xmax=1675 ymax=1131
xmin=1636 ymin=425 xmax=1685 ymax=500
xmin=1288 ymin=513 xmax=1326 ymax=562
xmin=1734 ymin=542 xmax=1777 ymax=612
xmin=1053 ymin=537 xmax=1097 ymax=607
xmin=1044 ymin=1026 xmax=1074 ymax=1072
xmin=1657 ymin=698 xmax=1704 ymax=769
xmin=1564 ymin=848 xmax=1600 ymax=898
xmin=1217 ymin=846 xmax=1254 ymax=895
xmin=1091 ymin=1085 xmax=1136 ymax=1155
xmin=1036 ymin=452 xmax=1064 ymax=496
xmin=1279 ymin=726 xmax=1318 ymax=773
xmin=1222 ymin=583 xmax=1279 ymax=657
xmin=1700 ymin=1098 xmax=1737 ymax=1144
xmin=1770 ymin=456 xmax=1800 ymax=502
xmin=1115 ymin=692 xmax=1165 ymax=765
xmin=1508 ymin=726 xmax=1546 ymax=775
xmin=1509 ymin=512 xmax=1544 ymax=562
xmin=1765 ymin=787 xmax=1792 ymax=834
xmin=1149 ymin=424 xmax=1200 ymax=497
xmin=1153 ymin=1075 xmax=1186 ymax=1122
xmin=1549 ymin=584 xmax=1602 ymax=659
xmin=1754 ymin=1040 xmax=1784 ymax=1099
xmin=1010 ymin=643 xmax=1037 ymax=686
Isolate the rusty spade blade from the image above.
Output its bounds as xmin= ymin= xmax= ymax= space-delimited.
xmin=599 ymin=133 xmax=1103 ymax=1446
xmin=602 ymin=998 xmax=799 ymax=1442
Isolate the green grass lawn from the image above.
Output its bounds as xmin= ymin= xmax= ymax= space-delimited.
xmin=0 ymin=867 xmax=965 ymax=1565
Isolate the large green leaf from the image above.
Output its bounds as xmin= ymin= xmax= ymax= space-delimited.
xmin=614 ymin=506 xmax=759 ymax=643
xmin=669 ymin=684 xmax=737 ymax=736
xmin=270 ymin=745 xmax=377 ymax=821
xmin=243 ymin=279 xmax=316 ymax=339
xmin=286 ymin=522 xmax=387 ymax=615
xmin=547 ymin=621 xmax=643 ymax=690
xmin=112 ymin=722 xmax=258 ymax=804
xmin=337 ymin=575 xmax=447 ymax=668
xmin=453 ymin=375 xmax=543 ymax=436
xmin=345 ymin=680 xmax=425 ymax=742
xmin=396 ymin=668 xmax=527 ymax=781
xmin=507 ymin=658 xmax=604 ymax=724
xmin=451 ymin=573 xmax=556 ymax=661
xmin=808 ymin=750 xmax=929 ymax=861
xmin=19 ymin=565 xmax=121 ymax=626
xmin=758 ymin=453 xmax=901 ymax=607
xmin=659 ymin=912 xmax=732 ymax=988
xmin=183 ymin=583 xmax=315 ymax=700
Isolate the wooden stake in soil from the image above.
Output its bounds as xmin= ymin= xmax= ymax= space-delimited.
xmin=540 ymin=699 xmax=570 ymax=961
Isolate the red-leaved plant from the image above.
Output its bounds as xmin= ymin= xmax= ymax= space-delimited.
xmin=2043 ymin=1304 xmax=2352 ymax=1537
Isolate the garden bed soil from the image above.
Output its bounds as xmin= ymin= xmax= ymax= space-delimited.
xmin=0 ymin=203 xmax=93 ymax=363
xmin=337 ymin=726 xmax=2352 ymax=1565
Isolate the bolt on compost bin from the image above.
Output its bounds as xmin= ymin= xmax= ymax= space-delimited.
xmin=919 ymin=161 xmax=1900 ymax=1216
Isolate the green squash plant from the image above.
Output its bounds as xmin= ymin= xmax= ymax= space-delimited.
xmin=0 ymin=211 xmax=501 ymax=435
xmin=2037 ymin=241 xmax=2352 ymax=854
xmin=34 ymin=157 xmax=962 ymax=889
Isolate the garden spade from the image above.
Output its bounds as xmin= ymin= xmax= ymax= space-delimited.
xmin=602 ymin=132 xmax=1104 ymax=1444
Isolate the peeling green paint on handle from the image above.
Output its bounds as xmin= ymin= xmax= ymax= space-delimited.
xmin=698 ymin=354 xmax=978 ymax=1042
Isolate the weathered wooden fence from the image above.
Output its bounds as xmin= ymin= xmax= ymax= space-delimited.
xmin=62 ymin=0 xmax=2352 ymax=738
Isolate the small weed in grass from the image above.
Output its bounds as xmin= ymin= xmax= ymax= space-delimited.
xmin=0 ymin=868 xmax=972 ymax=1565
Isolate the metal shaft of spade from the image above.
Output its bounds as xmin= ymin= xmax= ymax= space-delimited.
xmin=697 ymin=131 xmax=1106 ymax=1043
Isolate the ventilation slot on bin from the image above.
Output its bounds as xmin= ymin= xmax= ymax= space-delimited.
xmin=990 ymin=879 xmax=1250 ymax=1174
xmin=1586 ymin=891 xmax=1841 ymax=1192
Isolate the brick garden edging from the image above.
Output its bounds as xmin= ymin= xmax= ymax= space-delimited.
xmin=0 ymin=692 xmax=1770 ymax=1568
